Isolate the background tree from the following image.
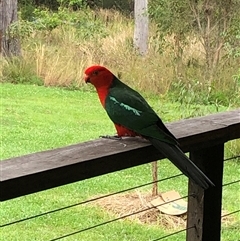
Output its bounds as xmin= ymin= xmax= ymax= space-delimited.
xmin=149 ymin=0 xmax=240 ymax=82
xmin=0 ymin=0 xmax=21 ymax=56
xmin=134 ymin=0 xmax=149 ymax=56
xmin=189 ymin=0 xmax=240 ymax=80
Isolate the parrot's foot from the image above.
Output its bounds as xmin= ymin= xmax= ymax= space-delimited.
xmin=100 ymin=135 xmax=122 ymax=140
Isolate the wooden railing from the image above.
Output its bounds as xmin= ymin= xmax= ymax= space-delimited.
xmin=1 ymin=109 xmax=239 ymax=241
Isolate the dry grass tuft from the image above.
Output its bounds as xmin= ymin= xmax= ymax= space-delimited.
xmin=94 ymin=191 xmax=186 ymax=230
xmin=2 ymin=8 xmax=239 ymax=104
xmin=92 ymin=191 xmax=236 ymax=230
xmin=0 ymin=9 xmax=184 ymax=92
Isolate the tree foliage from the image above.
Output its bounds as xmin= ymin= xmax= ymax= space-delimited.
xmin=149 ymin=0 xmax=240 ymax=80
xmin=18 ymin=0 xmax=134 ymax=13
xmin=18 ymin=0 xmax=87 ymax=20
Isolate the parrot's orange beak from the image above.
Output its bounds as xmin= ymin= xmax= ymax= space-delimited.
xmin=84 ymin=75 xmax=90 ymax=83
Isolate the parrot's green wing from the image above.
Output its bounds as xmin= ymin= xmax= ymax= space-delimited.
xmin=105 ymin=77 xmax=178 ymax=145
xmin=104 ymin=76 xmax=214 ymax=189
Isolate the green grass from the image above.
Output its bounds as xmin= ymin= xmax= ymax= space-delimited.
xmin=0 ymin=83 xmax=239 ymax=241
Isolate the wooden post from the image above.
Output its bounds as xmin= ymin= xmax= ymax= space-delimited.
xmin=186 ymin=144 xmax=224 ymax=241
xmin=0 ymin=0 xmax=21 ymax=56
xmin=133 ymin=0 xmax=148 ymax=55
xmin=152 ymin=161 xmax=158 ymax=196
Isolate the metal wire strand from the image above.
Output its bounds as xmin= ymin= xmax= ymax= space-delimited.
xmin=49 ymin=198 xmax=239 ymax=241
xmin=224 ymin=155 xmax=240 ymax=161
xmin=1 ymin=173 xmax=183 ymax=228
xmin=49 ymin=194 xmax=191 ymax=241
xmin=151 ymin=226 xmax=195 ymax=241
xmin=151 ymin=209 xmax=240 ymax=241
xmin=222 ymin=179 xmax=240 ymax=187
xmin=221 ymin=210 xmax=240 ymax=218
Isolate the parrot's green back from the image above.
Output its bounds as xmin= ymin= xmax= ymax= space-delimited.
xmin=104 ymin=76 xmax=178 ymax=145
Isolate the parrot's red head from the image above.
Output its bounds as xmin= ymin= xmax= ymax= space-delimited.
xmin=84 ymin=65 xmax=115 ymax=106
xmin=84 ymin=65 xmax=114 ymax=89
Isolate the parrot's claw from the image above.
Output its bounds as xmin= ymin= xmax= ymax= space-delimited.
xmin=100 ymin=135 xmax=122 ymax=140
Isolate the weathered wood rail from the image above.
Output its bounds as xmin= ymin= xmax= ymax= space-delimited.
xmin=1 ymin=110 xmax=240 ymax=241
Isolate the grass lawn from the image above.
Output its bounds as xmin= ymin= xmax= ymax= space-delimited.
xmin=0 ymin=83 xmax=239 ymax=241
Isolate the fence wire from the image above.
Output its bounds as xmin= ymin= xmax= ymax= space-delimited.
xmin=49 ymin=194 xmax=191 ymax=241
xmin=1 ymin=173 xmax=183 ymax=228
xmin=48 ymin=206 xmax=240 ymax=241
xmin=150 ymin=209 xmax=240 ymax=241
xmin=224 ymin=155 xmax=240 ymax=161
xmin=221 ymin=210 xmax=240 ymax=218
xmin=222 ymin=179 xmax=240 ymax=187
xmin=1 ymin=154 xmax=239 ymax=241
xmin=151 ymin=226 xmax=195 ymax=241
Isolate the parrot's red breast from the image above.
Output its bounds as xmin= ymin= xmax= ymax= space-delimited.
xmin=114 ymin=123 xmax=138 ymax=137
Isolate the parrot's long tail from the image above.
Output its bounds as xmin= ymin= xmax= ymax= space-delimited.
xmin=147 ymin=137 xmax=214 ymax=189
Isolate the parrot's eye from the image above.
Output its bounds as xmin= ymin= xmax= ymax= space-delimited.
xmin=92 ymin=70 xmax=99 ymax=75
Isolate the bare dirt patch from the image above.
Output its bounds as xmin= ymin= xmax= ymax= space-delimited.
xmin=94 ymin=191 xmax=186 ymax=229
xmin=93 ymin=191 xmax=236 ymax=230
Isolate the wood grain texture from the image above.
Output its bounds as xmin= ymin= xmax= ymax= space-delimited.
xmin=186 ymin=144 xmax=224 ymax=241
xmin=1 ymin=110 xmax=239 ymax=201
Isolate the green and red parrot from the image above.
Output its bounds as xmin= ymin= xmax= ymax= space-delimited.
xmin=84 ymin=65 xmax=214 ymax=189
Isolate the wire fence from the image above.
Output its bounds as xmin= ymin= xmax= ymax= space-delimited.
xmin=1 ymin=155 xmax=239 ymax=241
xmin=1 ymin=173 xmax=183 ymax=228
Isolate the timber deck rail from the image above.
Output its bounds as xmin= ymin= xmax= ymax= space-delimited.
xmin=1 ymin=109 xmax=240 ymax=241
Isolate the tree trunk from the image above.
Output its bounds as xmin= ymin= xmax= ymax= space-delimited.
xmin=0 ymin=0 xmax=21 ymax=56
xmin=133 ymin=0 xmax=148 ymax=55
